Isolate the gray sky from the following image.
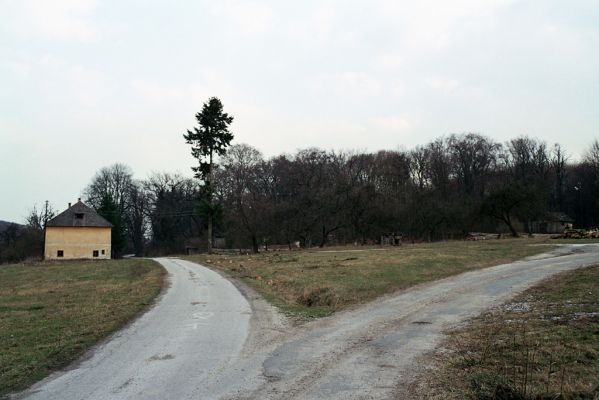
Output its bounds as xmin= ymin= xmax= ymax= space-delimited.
xmin=1 ymin=0 xmax=598 ymax=223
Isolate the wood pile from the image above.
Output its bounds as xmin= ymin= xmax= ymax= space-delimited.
xmin=558 ymin=228 xmax=599 ymax=239
xmin=466 ymin=232 xmax=497 ymax=241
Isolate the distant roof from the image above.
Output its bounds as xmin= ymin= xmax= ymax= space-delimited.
xmin=46 ymin=200 xmax=112 ymax=228
xmin=546 ymin=212 xmax=575 ymax=222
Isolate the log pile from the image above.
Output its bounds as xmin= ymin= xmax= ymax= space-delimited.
xmin=557 ymin=228 xmax=599 ymax=239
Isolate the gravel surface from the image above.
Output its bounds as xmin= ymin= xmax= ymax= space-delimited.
xmin=15 ymin=245 xmax=599 ymax=400
xmin=17 ymin=258 xmax=255 ymax=400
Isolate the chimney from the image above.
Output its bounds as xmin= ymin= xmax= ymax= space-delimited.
xmin=78 ymin=197 xmax=81 ymax=202
xmin=68 ymin=202 xmax=71 ymax=208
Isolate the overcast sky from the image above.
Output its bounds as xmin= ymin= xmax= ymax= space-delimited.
xmin=1 ymin=0 xmax=598 ymax=222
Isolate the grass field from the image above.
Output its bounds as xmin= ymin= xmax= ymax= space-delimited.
xmin=0 ymin=259 xmax=165 ymax=397
xmin=413 ymin=265 xmax=599 ymax=399
xmin=187 ymin=237 xmax=565 ymax=318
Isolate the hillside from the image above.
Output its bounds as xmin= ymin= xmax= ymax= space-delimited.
xmin=0 ymin=220 xmax=22 ymax=234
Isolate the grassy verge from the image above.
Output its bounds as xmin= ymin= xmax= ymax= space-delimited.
xmin=0 ymin=259 xmax=165 ymax=397
xmin=412 ymin=265 xmax=599 ymax=399
xmin=187 ymin=237 xmax=557 ymax=318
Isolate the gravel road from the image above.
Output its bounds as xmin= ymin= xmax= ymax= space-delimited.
xmin=17 ymin=244 xmax=599 ymax=400
xmin=18 ymin=258 xmax=254 ymax=400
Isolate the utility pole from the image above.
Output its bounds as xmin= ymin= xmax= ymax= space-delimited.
xmin=41 ymin=200 xmax=48 ymax=260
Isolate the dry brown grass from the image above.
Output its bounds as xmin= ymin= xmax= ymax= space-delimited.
xmin=408 ymin=265 xmax=599 ymax=400
xmin=187 ymin=237 xmax=554 ymax=318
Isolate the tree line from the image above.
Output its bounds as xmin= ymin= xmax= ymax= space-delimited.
xmin=3 ymin=97 xmax=596 ymax=262
xmin=1 ymin=134 xmax=598 ymax=263
xmin=0 ymin=202 xmax=55 ymax=263
xmin=80 ymin=134 xmax=599 ymax=256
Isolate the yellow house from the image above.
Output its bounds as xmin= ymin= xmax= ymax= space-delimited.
xmin=44 ymin=199 xmax=112 ymax=260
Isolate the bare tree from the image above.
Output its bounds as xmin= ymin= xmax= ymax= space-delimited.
xmin=26 ymin=201 xmax=56 ymax=259
xmin=503 ymin=137 xmax=551 ymax=233
xmin=448 ymin=133 xmax=500 ymax=197
xmin=583 ymin=139 xmax=599 ymax=171
xmin=550 ymin=143 xmax=568 ymax=212
xmin=83 ymin=163 xmax=135 ymax=254
xmin=26 ymin=201 xmax=56 ymax=232
xmin=218 ymin=144 xmax=269 ymax=252
xmin=84 ymin=163 xmax=134 ymax=212
xmin=143 ymin=172 xmax=202 ymax=254
xmin=125 ymin=182 xmax=148 ymax=256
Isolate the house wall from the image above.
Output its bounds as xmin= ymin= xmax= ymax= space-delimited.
xmin=45 ymin=227 xmax=111 ymax=260
xmin=530 ymin=221 xmax=569 ymax=234
xmin=547 ymin=222 xmax=566 ymax=234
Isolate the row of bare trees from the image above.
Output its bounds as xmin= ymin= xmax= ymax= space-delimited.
xmin=82 ymin=165 xmax=202 ymax=256
xmin=4 ymin=134 xmax=594 ymax=262
xmin=213 ymin=136 xmax=598 ymax=251
xmin=76 ymin=134 xmax=599 ymax=255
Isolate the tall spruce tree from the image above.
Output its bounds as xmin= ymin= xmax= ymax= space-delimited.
xmin=183 ymin=97 xmax=234 ymax=253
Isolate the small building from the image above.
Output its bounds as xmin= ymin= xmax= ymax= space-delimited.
xmin=380 ymin=232 xmax=402 ymax=246
xmin=44 ymin=199 xmax=112 ymax=260
xmin=530 ymin=212 xmax=575 ymax=234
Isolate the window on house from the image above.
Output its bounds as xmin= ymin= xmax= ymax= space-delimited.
xmin=57 ymin=250 xmax=64 ymax=257
xmin=101 ymin=249 xmax=105 ymax=255
xmin=93 ymin=250 xmax=99 ymax=257
xmin=75 ymin=213 xmax=84 ymax=219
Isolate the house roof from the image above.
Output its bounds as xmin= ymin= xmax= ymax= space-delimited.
xmin=546 ymin=212 xmax=575 ymax=223
xmin=46 ymin=200 xmax=113 ymax=228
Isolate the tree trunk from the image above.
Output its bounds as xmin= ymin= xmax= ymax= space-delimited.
xmin=207 ymin=216 xmax=213 ymax=254
xmin=133 ymin=232 xmax=143 ymax=257
xmin=207 ymin=150 xmax=213 ymax=254
xmin=504 ymin=215 xmax=519 ymax=237
xmin=251 ymin=235 xmax=259 ymax=254
xmin=320 ymin=225 xmax=327 ymax=248
xmin=523 ymin=219 xmax=531 ymax=236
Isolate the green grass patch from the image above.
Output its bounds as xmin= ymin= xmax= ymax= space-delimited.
xmin=187 ymin=237 xmax=556 ymax=318
xmin=418 ymin=265 xmax=599 ymax=399
xmin=0 ymin=259 xmax=165 ymax=397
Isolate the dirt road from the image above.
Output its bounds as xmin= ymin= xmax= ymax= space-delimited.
xmin=17 ymin=245 xmax=599 ymax=400
xmin=19 ymin=258 xmax=254 ymax=400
